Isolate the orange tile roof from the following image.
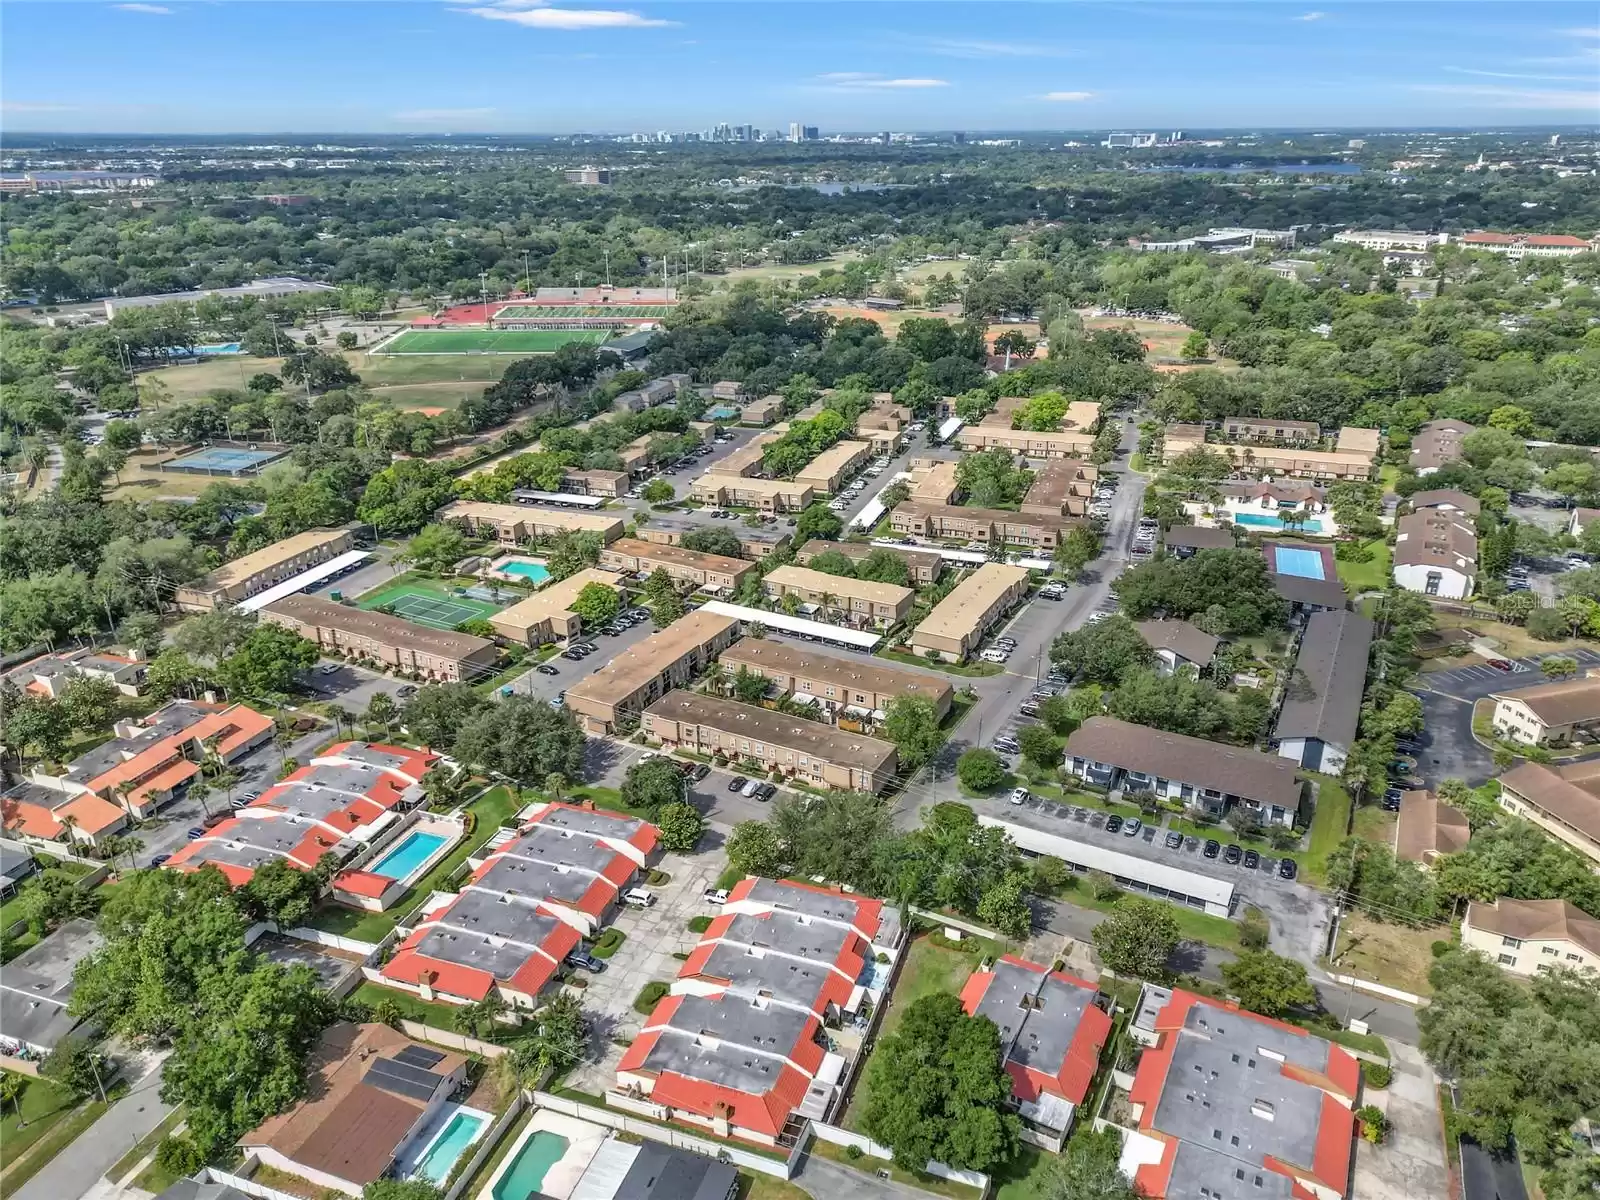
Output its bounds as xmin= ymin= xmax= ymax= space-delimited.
xmin=1 ymin=798 xmax=67 ymax=839
xmin=331 ymin=870 xmax=393 ymax=900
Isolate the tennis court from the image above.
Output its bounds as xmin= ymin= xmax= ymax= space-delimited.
xmin=493 ymin=304 xmax=675 ymax=319
xmin=356 ymin=583 xmax=503 ymax=630
xmin=160 ymin=444 xmax=290 ymax=476
xmin=376 ymin=329 xmax=613 ymax=355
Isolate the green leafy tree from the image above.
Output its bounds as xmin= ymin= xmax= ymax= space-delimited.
xmin=1091 ymin=897 xmax=1180 ymax=979
xmin=173 ymin=607 xmax=256 ymax=664
xmin=571 ymin=582 xmax=621 ymax=627
xmin=795 ymin=503 xmax=843 ymax=541
xmin=976 ymin=875 xmax=1032 ymax=938
xmin=956 ymin=748 xmax=1007 ymax=793
xmin=41 ymin=1037 xmax=107 ymax=1100
xmin=403 ymin=523 xmax=467 ymax=574
xmin=881 ymin=695 xmax=945 ymax=770
xmin=242 ymin=858 xmax=319 ymax=930
xmin=726 ymin=820 xmax=785 ymax=877
xmin=543 ymin=530 xmax=604 ymax=581
xmin=859 ymin=993 xmax=1021 ymax=1172
xmin=1180 ymin=331 xmax=1209 ymax=361
xmin=1050 ymin=615 xmax=1156 ymax=685
xmin=772 ymin=790 xmax=891 ymax=893
xmin=453 ymin=697 xmax=587 ymax=784
xmin=1219 ymin=951 xmax=1317 ymax=1017
xmin=1017 ymin=723 xmax=1063 ymax=770
xmin=655 ymin=801 xmax=705 ymax=852
xmin=219 ymin=624 xmax=319 ymax=698
xmin=620 ymin=757 xmax=686 ymax=815
xmin=680 ymin=528 xmax=744 ymax=557
xmin=401 ymin=682 xmax=487 ymax=752
xmin=1036 ymin=694 xmax=1078 ymax=736
xmin=499 ymin=992 xmax=589 ymax=1092
xmin=363 ymin=1182 xmax=444 ymax=1200
xmin=1035 ymin=1127 xmax=1138 ymax=1200
xmin=641 ymin=479 xmax=675 ymax=504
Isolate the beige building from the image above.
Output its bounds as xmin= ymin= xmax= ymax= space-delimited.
xmin=641 ymin=690 xmax=899 ymax=793
xmin=175 ymin=528 xmax=354 ymax=612
xmin=720 ymin=639 xmax=953 ymax=720
xmin=1393 ymin=790 xmax=1471 ymax=866
xmin=1221 ymin=417 xmax=1320 ymax=444
xmin=261 ymin=595 xmax=498 ymax=683
xmin=1162 ymin=423 xmax=1378 ymax=481
xmin=794 ymin=440 xmax=872 ymax=494
xmin=958 ymin=425 xmax=1096 ymax=459
xmin=1462 ymin=898 xmax=1600 ymax=977
xmin=1490 ymin=676 xmax=1600 ymax=747
xmin=906 ymin=459 xmax=962 ymax=505
xmin=1498 ymin=761 xmax=1600 ymax=867
xmin=704 ymin=435 xmax=777 ymax=478
xmin=489 ymin=568 xmax=621 ymax=646
xmin=438 ymin=501 xmax=624 ymax=546
xmin=1022 ymin=458 xmax=1097 ymax=518
xmin=796 ymin=539 xmax=943 ymax=585
xmin=566 ymin=611 xmax=741 ymax=733
xmin=561 ymin=469 xmax=629 ymax=497
xmin=890 ymin=502 xmax=1071 ymax=550
xmin=689 ymin=475 xmax=813 ymax=512
xmin=598 ymin=537 xmax=755 ymax=592
xmin=909 ymin=562 xmax=1031 ymax=662
xmin=633 ymin=517 xmax=789 ymax=561
xmin=762 ymin=564 xmax=913 ymax=628
xmin=742 ymin=395 xmax=783 ymax=425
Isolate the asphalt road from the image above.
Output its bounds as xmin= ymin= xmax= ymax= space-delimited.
xmin=13 ymin=1054 xmax=174 ymax=1200
xmin=1459 ymin=1136 xmax=1528 ymax=1200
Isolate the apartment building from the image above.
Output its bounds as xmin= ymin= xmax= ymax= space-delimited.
xmin=489 ymin=568 xmax=622 ymax=646
xmin=1459 ymin=231 xmax=1598 ymax=259
xmin=689 ymin=475 xmax=813 ymax=513
xmin=1394 ymin=790 xmax=1470 ymax=867
xmin=796 ymin=539 xmax=943 ymax=585
xmin=1410 ymin=419 xmax=1474 ymax=475
xmin=617 ymin=877 xmax=902 ymax=1145
xmin=704 ymin=435 xmax=777 ymax=478
xmin=719 ymin=639 xmax=953 ymax=721
xmin=1119 ymin=986 xmax=1358 ymax=1200
xmin=5 ymin=648 xmax=147 ymax=699
xmin=908 ymin=562 xmax=1030 ymax=663
xmin=793 ymin=440 xmax=872 ymax=494
xmin=174 ymin=528 xmax=355 ymax=611
xmin=1392 ymin=510 xmax=1477 ymax=599
xmin=890 ymin=502 xmax=1071 ymax=550
xmin=1491 ymin=676 xmax=1600 ymax=747
xmin=1331 ymin=229 xmax=1446 ymax=252
xmin=1497 ymin=760 xmax=1600 ymax=867
xmin=710 ymin=380 xmax=745 ymax=402
xmin=1272 ymin=610 xmax=1374 ymax=775
xmin=261 ymin=595 xmax=499 ymax=683
xmin=566 ymin=610 xmax=741 ymax=734
xmin=742 ymin=394 xmax=783 ymax=425
xmin=761 ymin=564 xmax=914 ymax=628
xmin=958 ymin=425 xmax=1096 ymax=459
xmin=1462 ymin=898 xmax=1600 ymax=977
xmin=641 ymin=690 xmax=899 ymax=793
xmin=560 ymin=469 xmax=629 ymax=497
xmin=906 ymin=459 xmax=962 ymax=505
xmin=1162 ymin=424 xmax=1378 ymax=481
xmin=634 ymin=515 xmax=790 ymax=560
xmin=1022 ymin=458 xmax=1097 ymax=518
xmin=598 ymin=537 xmax=755 ymax=592
xmin=1135 ymin=620 xmax=1220 ymax=676
xmin=1221 ymin=417 xmax=1320 ymax=444
xmin=1065 ymin=716 xmax=1303 ymax=827
xmin=437 ymin=501 xmax=624 ymax=546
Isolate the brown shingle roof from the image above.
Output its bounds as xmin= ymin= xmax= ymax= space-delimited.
xmin=1134 ymin=620 xmax=1220 ymax=668
xmin=261 ymin=595 xmax=494 ymax=662
xmin=1393 ymin=510 xmax=1477 ymax=572
xmin=1065 ymin=716 xmax=1302 ymax=810
xmin=1409 ymin=489 xmax=1481 ymax=515
xmin=1164 ymin=526 xmax=1234 ymax=550
xmin=1466 ymin=897 xmax=1600 ymax=957
xmin=1499 ymin=761 xmax=1600 ymax=844
xmin=1394 ymin=791 xmax=1470 ymax=863
xmin=1491 ymin=676 xmax=1600 ymax=728
xmin=1410 ymin=420 xmax=1474 ymax=471
xmin=1273 ymin=610 xmax=1374 ymax=749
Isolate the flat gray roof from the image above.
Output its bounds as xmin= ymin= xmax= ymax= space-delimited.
xmin=0 ymin=918 xmax=102 ymax=1050
xmin=642 ymin=992 xmax=816 ymax=1096
xmin=417 ymin=890 xmax=567 ymax=981
xmin=972 ymin=959 xmax=1094 ymax=1082
xmin=531 ymin=803 xmax=648 ymax=844
xmin=697 ymin=913 xmax=854 ymax=1012
xmin=746 ymin=877 xmax=870 ymax=928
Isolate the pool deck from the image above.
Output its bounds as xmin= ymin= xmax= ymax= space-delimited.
xmin=1184 ymin=500 xmax=1343 ymax=538
xmin=486 ymin=554 xmax=552 ymax=586
xmin=397 ymin=1101 xmax=493 ymax=1183
xmin=481 ymin=1109 xmax=607 ymax=1200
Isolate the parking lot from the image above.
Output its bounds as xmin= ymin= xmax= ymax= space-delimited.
xmin=496 ymin=609 xmax=665 ymax=704
xmin=561 ymin=845 xmax=728 ymax=1095
xmin=1419 ymin=648 xmax=1600 ymax=700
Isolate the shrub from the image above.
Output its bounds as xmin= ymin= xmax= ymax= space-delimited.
xmin=156 ymin=1136 xmax=205 ymax=1178
xmin=591 ymin=928 xmax=626 ymax=958
xmin=1430 ymin=940 xmax=1454 ymax=958
xmin=634 ymin=981 xmax=670 ymax=1013
xmin=844 ymin=1144 xmax=863 ymax=1161
xmin=1089 ymin=870 xmax=1123 ymax=902
xmin=1239 ymin=915 xmax=1271 ymax=951
xmin=646 ymin=869 xmax=670 ymax=886
xmin=1362 ymin=1062 xmax=1392 ymax=1089
xmin=687 ymin=915 xmax=713 ymax=933
xmin=1355 ymin=1104 xmax=1389 ymax=1143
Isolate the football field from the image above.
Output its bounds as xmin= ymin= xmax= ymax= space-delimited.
xmin=376 ymin=328 xmax=613 ymax=355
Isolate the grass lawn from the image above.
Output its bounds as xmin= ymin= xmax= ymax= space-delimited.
xmin=350 ymin=349 xmax=510 ymax=387
xmin=720 ymin=251 xmax=861 ymax=285
xmin=146 ymin=353 xmax=283 ymax=401
xmin=881 ymin=935 xmax=1005 ymax=1038
xmin=993 ymin=1145 xmax=1055 ymax=1200
xmin=1303 ymin=775 xmax=1354 ymax=885
xmin=878 ymin=648 xmax=1004 ymax=678
xmin=1064 ymin=889 xmax=1244 ymax=953
xmin=1335 ymin=541 xmax=1391 ymax=595
xmin=1326 ymin=910 xmax=1441 ymax=998
xmin=1351 ymin=805 xmax=1397 ymax=845
xmin=379 ymin=328 xmax=612 ymax=355
xmin=1431 ymin=612 xmax=1591 ymax=661
xmin=368 ymin=381 xmax=495 ymax=410
xmin=309 ymin=785 xmax=520 ymax=940
xmin=1026 ymin=779 xmax=1141 ymax=818
xmin=0 ymin=1075 xmax=122 ymax=1193
xmin=0 ymin=859 xmax=97 ymax=928
xmin=738 ymin=1170 xmax=814 ymax=1200
xmin=350 ymin=981 xmax=467 ymax=1029
xmin=807 ymin=1138 xmax=982 ymax=1200
xmin=132 ymin=1157 xmax=185 ymax=1196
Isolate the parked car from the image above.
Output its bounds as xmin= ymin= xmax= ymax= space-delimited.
xmin=317 ymin=663 xmax=340 ymax=676
xmin=1164 ymin=830 xmax=1183 ymax=850
xmin=1223 ymin=844 xmax=1243 ymax=865
xmin=692 ymin=763 xmax=711 ymax=780
xmin=742 ymin=778 xmax=762 ymax=797
xmin=1203 ymin=839 xmax=1221 ymax=858
xmin=1122 ymin=817 xmax=1142 ymax=837
xmin=536 ymin=664 xmax=559 ymax=676
xmin=756 ymin=783 xmax=777 ymax=801
xmin=1277 ymin=858 xmax=1298 ymax=880
xmin=1105 ymin=815 xmax=1124 ymax=833
xmin=1243 ymin=849 xmax=1260 ymax=869
xmin=150 ymin=854 xmax=171 ymax=868
xmin=565 ymin=951 xmax=606 ymax=973
xmin=1019 ymin=703 xmax=1040 ymax=718
xmin=1009 ymin=787 xmax=1029 ymax=806
xmin=551 ymin=692 xmax=566 ymax=708
xmin=186 ymin=827 xmax=207 ymax=841
xmin=623 ymin=888 xmax=656 ymax=908
xmin=396 ymin=684 xmax=418 ymax=699
xmin=703 ymin=888 xmax=730 ymax=905
xmin=1487 ymin=658 xmax=1514 ymax=672
xmin=728 ymin=776 xmax=748 ymax=792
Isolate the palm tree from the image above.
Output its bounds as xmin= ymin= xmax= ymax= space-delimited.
xmin=212 ymin=768 xmax=242 ymax=811
xmin=544 ymin=772 xmax=568 ymax=804
xmin=364 ymin=694 xmax=399 ymax=739
xmin=59 ymin=813 xmax=79 ymax=847
xmin=325 ymin=705 xmax=350 ymax=740
xmin=454 ymin=993 xmax=506 ymax=1040
xmin=189 ymin=776 xmax=214 ymax=819
xmin=0 ymin=1072 xmax=25 ymax=1130
xmin=273 ymin=722 xmax=296 ymax=768
xmin=114 ymin=780 xmax=139 ymax=820
xmin=119 ymin=835 xmax=145 ymax=871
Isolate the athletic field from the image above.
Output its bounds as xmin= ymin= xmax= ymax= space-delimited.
xmin=356 ymin=583 xmax=503 ymax=629
xmin=376 ymin=329 xmax=613 ymax=355
xmin=494 ymin=303 xmax=674 ymax=319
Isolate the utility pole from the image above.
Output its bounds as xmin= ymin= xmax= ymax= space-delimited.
xmin=523 ymin=250 xmax=531 ymax=296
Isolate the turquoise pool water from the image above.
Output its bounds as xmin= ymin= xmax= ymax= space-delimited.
xmin=415 ymin=1111 xmax=486 ymax=1184
xmin=370 ymin=831 xmax=447 ymax=879
xmin=500 ymin=560 xmax=551 ymax=584
xmin=1272 ymin=545 xmax=1328 ymax=580
xmin=494 ymin=1131 xmax=570 ymax=1200
xmin=1235 ymin=512 xmax=1324 ymax=533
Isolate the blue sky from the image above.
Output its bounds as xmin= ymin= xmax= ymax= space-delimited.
xmin=3 ymin=2 xmax=1596 ymax=133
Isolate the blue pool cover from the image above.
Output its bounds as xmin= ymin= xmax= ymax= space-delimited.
xmin=1272 ymin=546 xmax=1327 ymax=580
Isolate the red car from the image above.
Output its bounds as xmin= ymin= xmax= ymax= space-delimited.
xmin=1487 ymin=659 xmax=1514 ymax=672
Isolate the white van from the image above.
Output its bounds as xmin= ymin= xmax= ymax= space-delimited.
xmin=624 ymin=887 xmax=656 ymax=908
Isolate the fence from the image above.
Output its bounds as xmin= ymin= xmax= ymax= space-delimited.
xmin=1325 ymin=973 xmax=1424 ymax=1007
xmin=399 ymin=1020 xmax=508 ymax=1059
xmin=204 ymin=1159 xmax=307 ymax=1200
xmin=445 ymin=1090 xmax=527 ymax=1200
xmin=533 ymin=1090 xmax=794 ymax=1180
xmin=808 ymin=1122 xmax=990 ymax=1191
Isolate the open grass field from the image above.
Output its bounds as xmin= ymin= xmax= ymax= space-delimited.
xmin=900 ymin=258 xmax=965 ymax=284
xmin=815 ymin=302 xmax=950 ymax=338
xmin=1335 ymin=540 xmax=1392 ymax=596
xmin=356 ymin=581 xmax=504 ymax=629
xmin=105 ymin=450 xmax=229 ymax=501
xmin=347 ymin=351 xmax=509 ymax=386
xmin=144 ymin=353 xmax=284 ymax=401
xmin=1303 ymin=775 xmax=1354 ymax=886
xmin=377 ymin=328 xmax=612 ymax=355
xmin=1328 ymin=910 xmax=1443 ymax=998
xmin=718 ymin=250 xmax=863 ymax=285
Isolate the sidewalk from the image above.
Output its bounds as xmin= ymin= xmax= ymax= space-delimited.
xmin=13 ymin=1056 xmax=173 ymax=1200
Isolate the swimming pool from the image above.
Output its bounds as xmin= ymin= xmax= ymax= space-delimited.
xmin=1235 ymin=512 xmax=1323 ymax=533
xmin=493 ymin=1130 xmax=570 ymax=1200
xmin=1272 ymin=546 xmax=1328 ymax=580
xmin=412 ymin=1109 xmax=487 ymax=1184
xmin=499 ymin=560 xmax=551 ymax=584
xmin=369 ymin=831 xmax=447 ymax=879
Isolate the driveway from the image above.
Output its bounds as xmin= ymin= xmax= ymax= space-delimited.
xmin=1350 ymin=1040 xmax=1450 ymax=1200
xmin=590 ymin=739 xmax=806 ymax=829
xmin=794 ymin=1153 xmax=935 ymax=1200
xmin=1460 ymin=1137 xmax=1527 ymax=1200
xmin=562 ymin=846 xmax=726 ymax=1095
xmin=299 ymin=660 xmax=414 ymax=719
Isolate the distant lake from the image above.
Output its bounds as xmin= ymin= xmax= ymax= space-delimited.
xmin=1136 ymin=162 xmax=1363 ymax=176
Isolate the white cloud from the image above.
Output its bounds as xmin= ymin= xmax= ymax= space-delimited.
xmin=456 ymin=2 xmax=674 ymax=29
xmin=1411 ymin=83 xmax=1600 ymax=109
xmin=1295 ymin=11 xmax=1327 ymax=20
xmin=1 ymin=102 xmax=81 ymax=113
xmin=1444 ymin=66 xmax=1591 ymax=82
xmin=816 ymin=73 xmax=949 ymax=91
xmin=1042 ymin=91 xmax=1095 ymax=101
xmin=395 ymin=107 xmax=498 ymax=122
xmin=913 ymin=36 xmax=1074 ymax=59
xmin=114 ymin=3 xmax=173 ymax=12
xmin=1561 ymin=26 xmax=1600 ymax=37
